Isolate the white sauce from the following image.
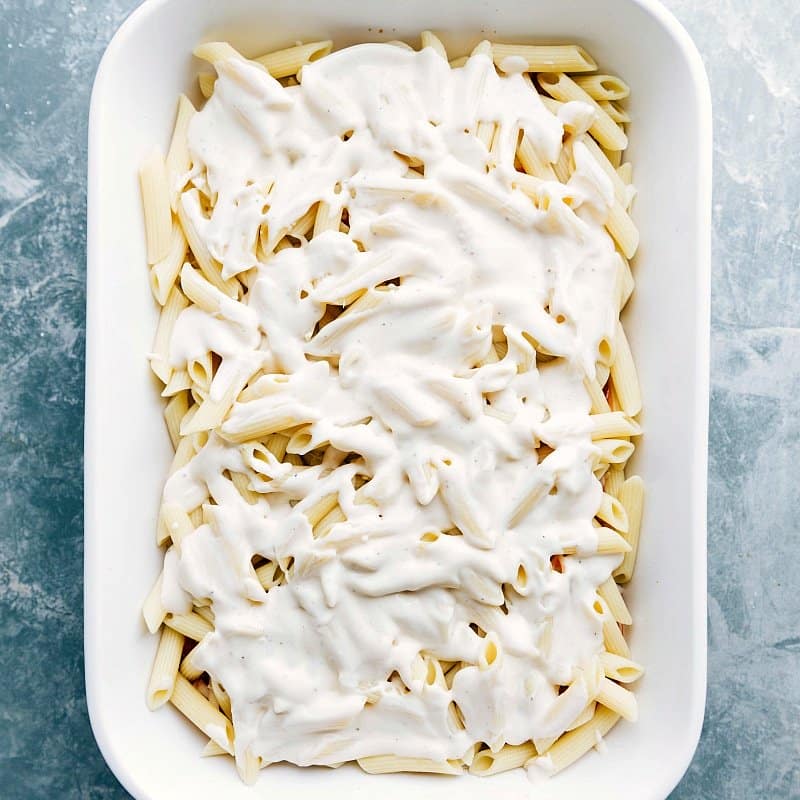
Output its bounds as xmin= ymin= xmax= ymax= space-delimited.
xmin=161 ymin=42 xmax=624 ymax=769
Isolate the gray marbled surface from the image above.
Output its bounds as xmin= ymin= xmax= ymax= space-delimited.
xmin=0 ymin=1 xmax=797 ymax=797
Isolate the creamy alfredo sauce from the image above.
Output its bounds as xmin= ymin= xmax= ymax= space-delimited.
xmin=161 ymin=42 xmax=624 ymax=769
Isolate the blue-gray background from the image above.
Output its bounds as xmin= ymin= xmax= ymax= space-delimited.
xmin=1 ymin=1 xmax=797 ymax=797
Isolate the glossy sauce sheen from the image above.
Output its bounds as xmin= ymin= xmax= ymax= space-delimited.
xmin=161 ymin=43 xmax=623 ymax=767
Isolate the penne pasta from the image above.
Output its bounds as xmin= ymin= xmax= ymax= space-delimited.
xmin=254 ymin=41 xmax=333 ymax=78
xmin=149 ymin=222 xmax=188 ymax=306
xmin=470 ymin=742 xmax=537 ymax=775
xmin=165 ymin=611 xmax=214 ymax=642
xmin=170 ymin=674 xmax=234 ymax=754
xmin=139 ymin=149 xmax=173 ymax=264
xmin=526 ymin=705 xmax=620 ymax=774
xmin=610 ymin=322 xmax=642 ymax=416
xmin=357 ymin=756 xmax=461 ymax=775
xmin=144 ymin=34 xmax=646 ymax=784
xmin=596 ymin=677 xmax=638 ymax=721
xmin=537 ymin=72 xmax=628 ymax=151
xmin=142 ymin=572 xmax=166 ymax=634
xmin=614 ymin=476 xmax=644 ymax=583
xmin=146 ymin=625 xmax=184 ymax=709
xmin=573 ymin=74 xmax=630 ymax=101
xmin=420 ymin=30 xmax=447 ymax=60
xmin=599 ymin=652 xmax=644 ymax=684
xmin=165 ymin=94 xmax=196 ymax=210
xmin=491 ymin=43 xmax=597 ymax=73
xmin=597 ymin=576 xmax=632 ymax=625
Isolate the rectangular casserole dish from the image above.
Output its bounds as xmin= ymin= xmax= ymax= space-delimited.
xmin=85 ymin=1 xmax=711 ymax=797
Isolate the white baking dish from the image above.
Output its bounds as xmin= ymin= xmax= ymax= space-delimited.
xmin=84 ymin=1 xmax=710 ymax=797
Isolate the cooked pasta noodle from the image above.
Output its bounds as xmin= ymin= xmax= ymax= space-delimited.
xmin=142 ymin=33 xmax=644 ymax=784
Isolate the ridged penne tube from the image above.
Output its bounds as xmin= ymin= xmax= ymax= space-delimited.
xmin=164 ymin=391 xmax=189 ymax=450
xmin=169 ymin=436 xmax=196 ymax=476
xmin=596 ymin=677 xmax=637 ymax=721
xmin=179 ymin=263 xmax=226 ymax=314
xmin=420 ymin=30 xmax=447 ymax=60
xmin=303 ymin=492 xmax=339 ymax=528
xmin=449 ymin=55 xmax=468 ymax=68
xmin=526 ymin=706 xmax=620 ymax=774
xmin=314 ymin=505 xmax=346 ymax=539
xmin=603 ymin=464 xmax=625 ymax=499
xmin=603 ymin=146 xmax=623 ymax=168
xmin=149 ymin=287 xmax=188 ymax=384
xmin=210 ymin=679 xmax=232 ymax=719
xmin=198 ymin=72 xmax=216 ymax=98
xmin=562 ymin=528 xmax=630 ymax=555
xmin=170 ymin=674 xmax=234 ymax=754
xmin=517 ymin=134 xmax=557 ymax=180
xmin=255 ymin=560 xmax=281 ymax=589
xmin=139 ymin=149 xmax=173 ymax=264
xmin=597 ymin=577 xmax=632 ymax=625
xmin=162 ymin=368 xmax=192 ymax=397
xmin=193 ymin=41 xmax=250 ymax=66
xmin=312 ymin=200 xmax=343 ymax=237
xmin=158 ymin=502 xmax=194 ymax=547
xmin=617 ymin=255 xmax=634 ymax=310
xmin=600 ymin=100 xmax=631 ymax=124
xmin=186 ymin=353 xmax=213 ymax=396
xmin=606 ymin=379 xmax=621 ymax=413
xmin=599 ymin=652 xmax=644 ymax=684
xmin=194 ymin=605 xmax=214 ymax=625
xmin=469 ymin=742 xmax=536 ymax=775
xmin=601 ymin=607 xmax=631 ymax=658
xmin=610 ymin=322 xmax=641 ymax=416
xmin=220 ymin=408 xmax=310 ymax=443
xmin=165 ymin=94 xmax=195 ymax=210
xmin=182 ymin=360 xmax=258 ymax=435
xmin=617 ymin=161 xmax=633 ymax=185
xmin=508 ymin=479 xmax=549 ymax=527
xmin=357 ymin=756 xmax=461 ymax=775
xmin=146 ymin=625 xmax=184 ymax=709
xmin=581 ymin=135 xmax=628 ymax=205
xmin=537 ymin=73 xmax=627 ymax=151
xmin=165 ymin=611 xmax=214 ymax=642
xmin=572 ymin=74 xmax=630 ymax=101
xmin=594 ymin=438 xmax=635 ymax=466
xmin=478 ymin=634 xmax=502 ymax=670
xmin=254 ymin=41 xmax=333 ymax=78
xmin=176 ymin=190 xmax=240 ymax=297
xmin=511 ymin=172 xmax=546 ymax=207
xmin=473 ymin=120 xmax=494 ymax=155
xmin=491 ymin=43 xmax=597 ymax=73
xmin=287 ymin=204 xmax=318 ymax=240
xmin=286 ymin=425 xmax=328 ymax=455
xmin=142 ymin=572 xmax=166 ymax=634
xmin=180 ymin=644 xmax=205 ymax=681
xmin=595 ymin=492 xmax=629 ymax=533
xmin=605 ymin=198 xmax=639 ymax=259
xmin=230 ymin=471 xmax=260 ymax=505
xmin=589 ymin=411 xmax=641 ymax=440
xmin=614 ymin=476 xmax=644 ymax=583
xmin=552 ymin=140 xmax=574 ymax=183
xmin=584 ymin=376 xmax=611 ymax=414
xmin=150 ymin=223 xmax=188 ymax=305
